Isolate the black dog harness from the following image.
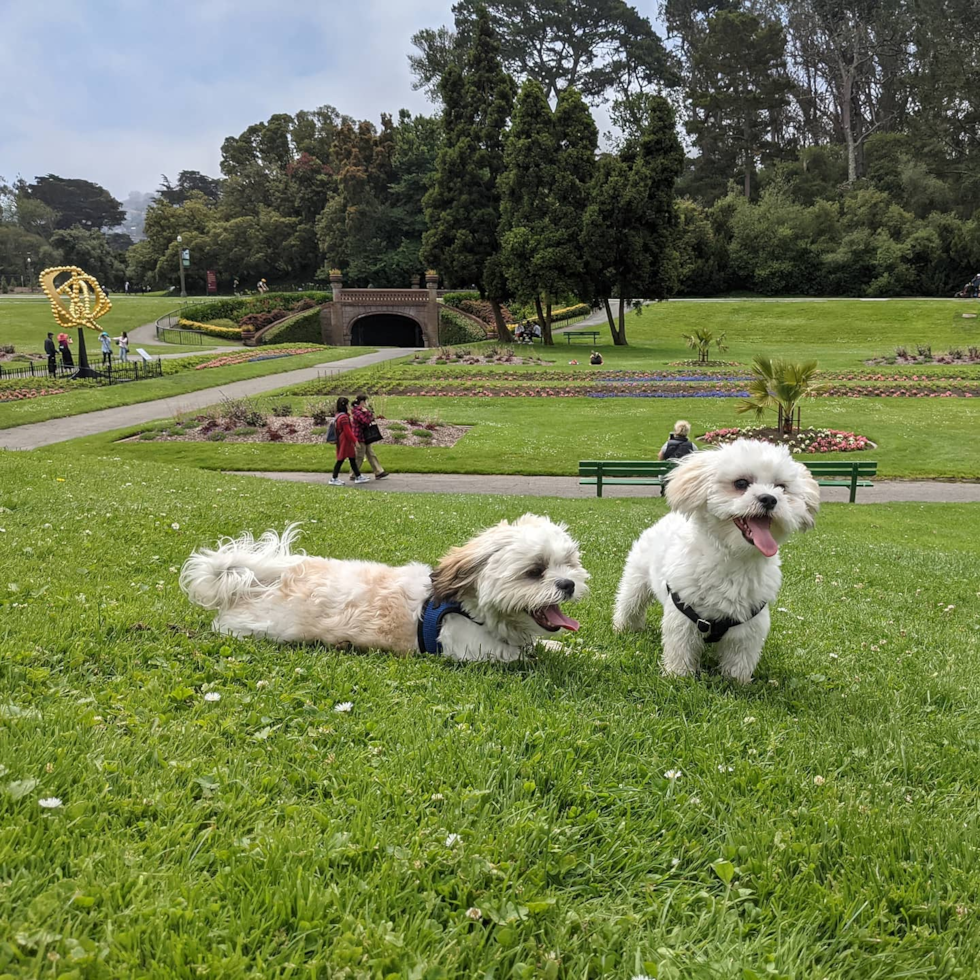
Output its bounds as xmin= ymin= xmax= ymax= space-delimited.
xmin=667 ymin=583 xmax=767 ymax=644
xmin=417 ymin=597 xmax=475 ymax=654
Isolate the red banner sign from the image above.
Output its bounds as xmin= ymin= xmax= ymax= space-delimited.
xmin=206 ymin=270 xmax=217 ymax=294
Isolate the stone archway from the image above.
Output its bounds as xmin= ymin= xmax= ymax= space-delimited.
xmin=350 ymin=313 xmax=423 ymax=347
xmin=319 ymin=272 xmax=440 ymax=348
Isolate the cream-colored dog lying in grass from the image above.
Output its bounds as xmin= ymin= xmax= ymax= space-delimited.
xmin=181 ymin=515 xmax=588 ymax=662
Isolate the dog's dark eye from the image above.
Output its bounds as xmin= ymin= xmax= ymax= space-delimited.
xmin=527 ymin=565 xmax=546 ymax=579
xmin=776 ymin=484 xmax=787 ymax=491
xmin=734 ymin=479 xmax=750 ymax=491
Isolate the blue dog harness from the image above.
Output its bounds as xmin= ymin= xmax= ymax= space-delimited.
xmin=417 ymin=597 xmax=474 ymax=654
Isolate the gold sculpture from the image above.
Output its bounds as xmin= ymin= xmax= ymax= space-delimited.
xmin=39 ymin=266 xmax=112 ymax=330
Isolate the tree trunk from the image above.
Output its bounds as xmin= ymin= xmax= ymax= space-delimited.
xmin=840 ymin=61 xmax=858 ymax=184
xmin=533 ymin=295 xmax=549 ymax=346
xmin=541 ymin=292 xmax=554 ymax=346
xmin=489 ymin=299 xmax=511 ymax=343
xmin=744 ymin=121 xmax=753 ymax=200
xmin=602 ymin=298 xmax=622 ymax=345
xmin=615 ymin=297 xmax=629 ymax=346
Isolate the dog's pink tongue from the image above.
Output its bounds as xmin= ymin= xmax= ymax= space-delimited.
xmin=748 ymin=517 xmax=779 ymax=558
xmin=543 ymin=605 xmax=580 ymax=631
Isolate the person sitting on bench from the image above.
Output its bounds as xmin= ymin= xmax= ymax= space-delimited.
xmin=659 ymin=420 xmax=697 ymax=461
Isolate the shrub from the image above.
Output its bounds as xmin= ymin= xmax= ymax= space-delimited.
xmin=266 ymin=427 xmax=285 ymax=442
xmin=271 ymin=402 xmax=293 ymax=417
xmin=207 ymin=431 xmax=227 ymax=441
xmin=412 ymin=428 xmax=434 ymax=439
xmin=220 ymin=397 xmax=265 ymax=427
xmin=308 ymin=400 xmax=333 ymax=425
xmin=391 ymin=431 xmax=407 ymax=442
xmin=458 ymin=299 xmax=513 ymax=327
xmin=916 ymin=344 xmax=932 ymax=358
xmin=441 ymin=291 xmax=481 ymax=308
xmin=138 ymin=431 xmax=158 ymax=441
xmin=234 ymin=427 xmax=258 ymax=436
xmin=179 ymin=291 xmax=330 ymax=324
xmin=894 ymin=346 xmax=909 ymax=359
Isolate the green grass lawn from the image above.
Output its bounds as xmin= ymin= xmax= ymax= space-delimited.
xmin=627 ymin=299 xmax=980 ymax=370
xmin=0 ymin=348 xmax=371 ymax=429
xmin=84 ymin=392 xmax=980 ymax=479
xmin=0 ymin=296 xmax=192 ymax=353
xmin=0 ymin=453 xmax=978 ymax=977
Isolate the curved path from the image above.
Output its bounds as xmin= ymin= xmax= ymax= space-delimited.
xmin=0 ymin=348 xmax=414 ymax=450
xmin=229 ymin=471 xmax=980 ymax=504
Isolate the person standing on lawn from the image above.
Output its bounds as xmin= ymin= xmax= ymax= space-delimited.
xmin=44 ymin=332 xmax=58 ymax=377
xmin=329 ymin=397 xmax=370 ymax=486
xmin=99 ymin=331 xmax=113 ymax=366
xmin=351 ymin=394 xmax=388 ymax=481
xmin=117 ymin=331 xmax=130 ymax=362
xmin=57 ymin=333 xmax=73 ymax=368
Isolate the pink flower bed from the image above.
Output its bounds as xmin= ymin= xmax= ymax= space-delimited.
xmin=702 ymin=426 xmax=874 ymax=454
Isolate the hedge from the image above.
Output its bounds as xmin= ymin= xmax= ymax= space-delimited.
xmin=179 ymin=291 xmax=331 ymax=325
xmin=260 ymin=308 xmax=325 ymax=345
xmin=528 ymin=303 xmax=591 ymax=326
xmin=438 ymin=308 xmax=486 ymax=346
xmin=177 ymin=318 xmax=243 ymax=340
xmin=441 ymin=291 xmax=482 ymax=309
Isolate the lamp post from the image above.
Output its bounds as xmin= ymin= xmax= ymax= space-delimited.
xmin=26 ymin=256 xmax=32 ymax=292
xmin=177 ymin=234 xmax=187 ymax=298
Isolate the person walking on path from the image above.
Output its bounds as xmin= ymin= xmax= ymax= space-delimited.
xmin=117 ymin=331 xmax=130 ymax=363
xmin=351 ymin=394 xmax=388 ymax=481
xmin=44 ymin=332 xmax=58 ymax=377
xmin=329 ymin=397 xmax=370 ymax=486
xmin=99 ymin=331 xmax=113 ymax=367
xmin=57 ymin=333 xmax=73 ymax=368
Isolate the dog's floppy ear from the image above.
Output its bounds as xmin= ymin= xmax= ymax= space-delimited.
xmin=794 ymin=460 xmax=821 ymax=529
xmin=430 ymin=538 xmax=492 ymax=601
xmin=665 ymin=450 xmax=715 ymax=515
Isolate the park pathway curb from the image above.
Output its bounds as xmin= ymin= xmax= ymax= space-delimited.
xmin=227 ymin=471 xmax=980 ymax=504
xmin=0 ymin=348 xmax=413 ymax=450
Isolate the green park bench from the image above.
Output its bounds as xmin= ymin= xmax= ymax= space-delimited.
xmin=564 ymin=330 xmax=600 ymax=345
xmin=579 ymin=458 xmax=878 ymax=502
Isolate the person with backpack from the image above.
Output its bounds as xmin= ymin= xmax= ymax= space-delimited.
xmin=328 ymin=397 xmax=370 ymax=486
xmin=659 ymin=420 xmax=697 ymax=461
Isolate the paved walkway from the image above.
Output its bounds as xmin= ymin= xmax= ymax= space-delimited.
xmin=0 ymin=348 xmax=415 ymax=450
xmin=228 ymin=471 xmax=980 ymax=504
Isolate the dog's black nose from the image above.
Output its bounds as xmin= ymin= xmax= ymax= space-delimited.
xmin=758 ymin=494 xmax=777 ymax=511
xmin=555 ymin=578 xmax=575 ymax=597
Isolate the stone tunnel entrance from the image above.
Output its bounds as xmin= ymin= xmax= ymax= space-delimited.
xmin=350 ymin=313 xmax=423 ymax=347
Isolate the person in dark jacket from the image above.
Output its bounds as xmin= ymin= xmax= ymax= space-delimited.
xmin=329 ymin=397 xmax=370 ymax=485
xmin=659 ymin=420 xmax=697 ymax=461
xmin=44 ymin=332 xmax=57 ymax=376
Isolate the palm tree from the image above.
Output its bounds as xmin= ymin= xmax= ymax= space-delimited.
xmin=682 ymin=327 xmax=728 ymax=364
xmin=736 ymin=357 xmax=823 ymax=435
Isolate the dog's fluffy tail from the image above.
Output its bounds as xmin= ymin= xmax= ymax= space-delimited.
xmin=180 ymin=524 xmax=306 ymax=611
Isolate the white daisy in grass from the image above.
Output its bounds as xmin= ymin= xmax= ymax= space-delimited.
xmin=38 ymin=797 xmax=62 ymax=809
xmin=466 ymin=907 xmax=482 ymax=919
xmin=334 ymin=701 xmax=353 ymax=713
xmin=171 ymin=523 xmax=180 ymax=530
xmin=445 ymin=833 xmax=462 ymax=847
xmin=718 ymin=764 xmax=734 ymax=773
xmin=204 ymin=692 xmax=221 ymax=702
xmin=664 ymin=769 xmax=682 ymax=781
xmin=813 ymin=775 xmax=826 ymax=786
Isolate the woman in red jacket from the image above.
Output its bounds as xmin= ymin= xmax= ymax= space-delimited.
xmin=329 ymin=397 xmax=370 ymax=485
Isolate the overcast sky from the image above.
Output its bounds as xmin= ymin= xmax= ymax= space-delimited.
xmin=1 ymin=0 xmax=662 ymax=203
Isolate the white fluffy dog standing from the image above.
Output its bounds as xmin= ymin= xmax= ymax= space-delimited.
xmin=613 ymin=439 xmax=819 ymax=683
xmin=180 ymin=514 xmax=588 ymax=662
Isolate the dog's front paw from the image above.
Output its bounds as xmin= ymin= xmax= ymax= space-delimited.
xmin=537 ymin=638 xmax=565 ymax=653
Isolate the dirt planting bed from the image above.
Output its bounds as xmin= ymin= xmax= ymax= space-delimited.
xmin=120 ymin=416 xmax=470 ymax=448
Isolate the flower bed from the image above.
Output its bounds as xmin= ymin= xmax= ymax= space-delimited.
xmin=0 ymin=385 xmax=68 ymax=403
xmin=702 ymin=426 xmax=875 ymax=453
xmin=192 ymin=347 xmax=322 ymax=370
xmin=177 ymin=318 xmax=243 ymax=340
xmin=122 ymin=416 xmax=470 ymax=448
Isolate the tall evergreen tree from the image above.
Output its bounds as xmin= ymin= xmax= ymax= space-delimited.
xmin=499 ymin=82 xmax=597 ymax=344
xmin=582 ymin=96 xmax=684 ymax=345
xmin=421 ymin=6 xmax=515 ymax=340
xmin=686 ymin=11 xmax=794 ymax=200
